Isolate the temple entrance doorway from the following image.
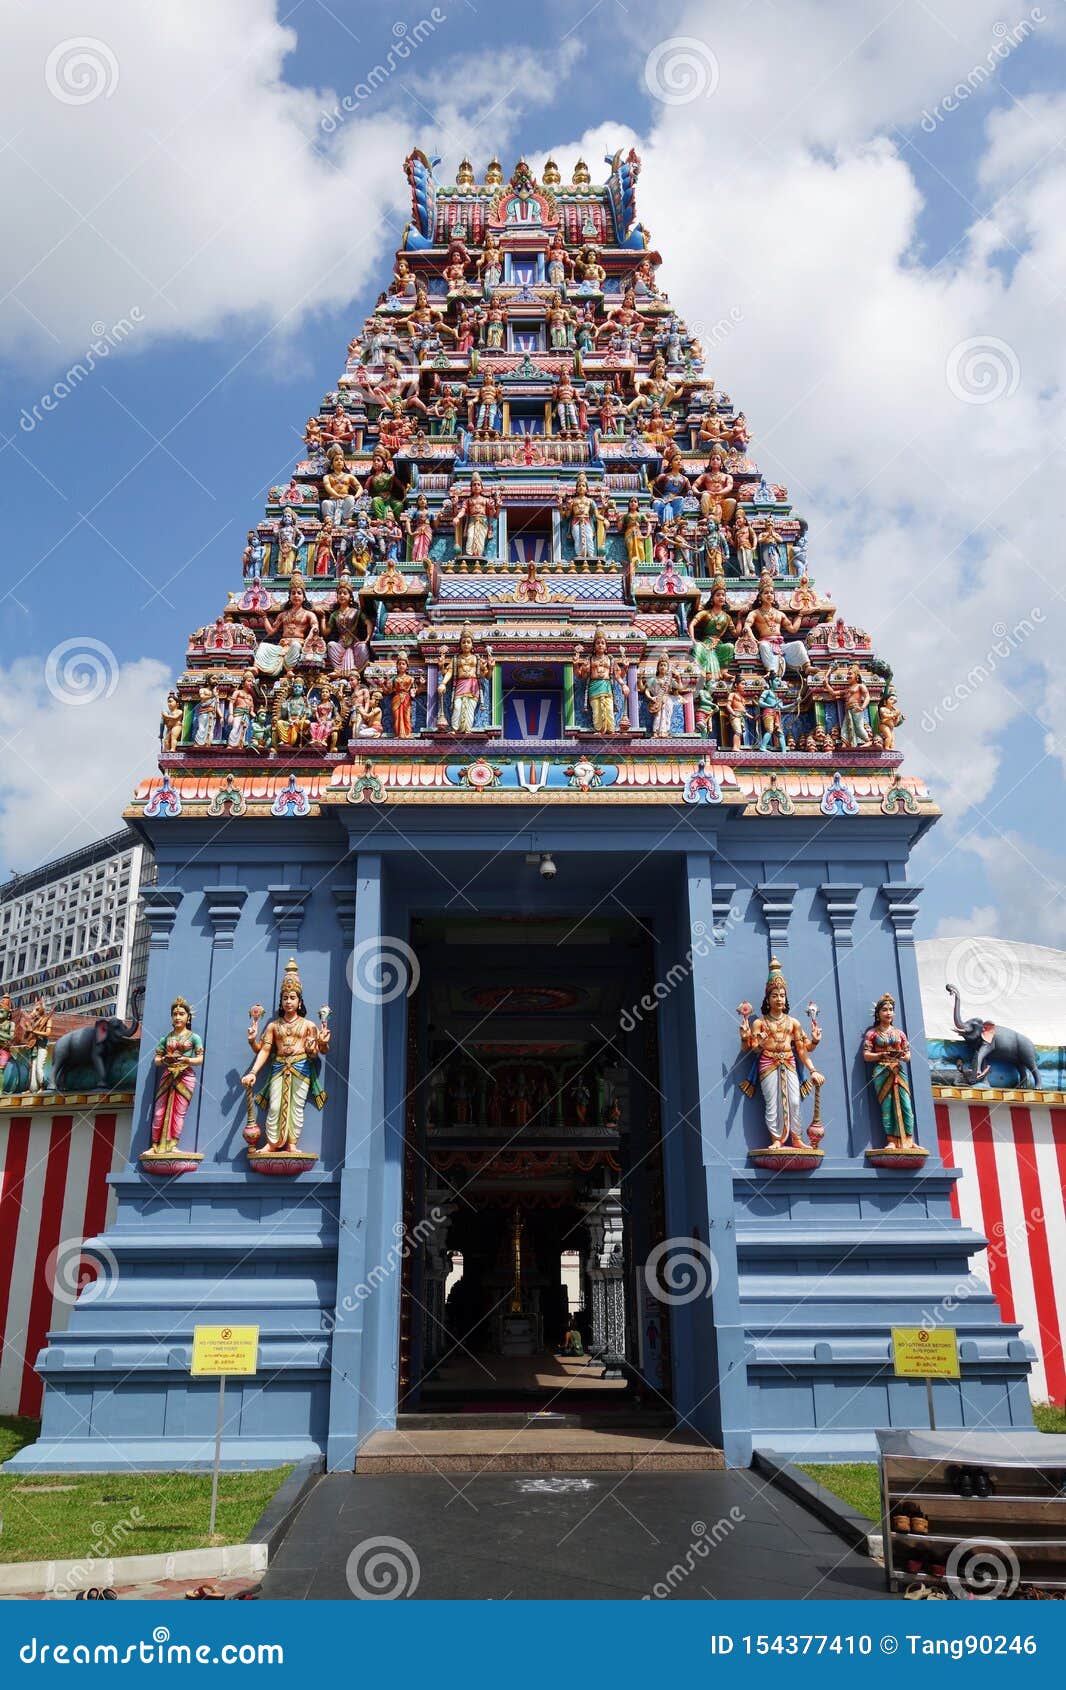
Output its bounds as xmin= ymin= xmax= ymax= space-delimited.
xmin=396 ymin=912 xmax=673 ymax=1423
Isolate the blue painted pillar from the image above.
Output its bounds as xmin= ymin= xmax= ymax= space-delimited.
xmin=820 ymin=882 xmax=862 ymax=1156
xmin=196 ymin=884 xmax=249 ymax=1161
xmin=684 ymin=851 xmax=751 ymax=1460
xmin=326 ymin=852 xmax=403 ymax=1469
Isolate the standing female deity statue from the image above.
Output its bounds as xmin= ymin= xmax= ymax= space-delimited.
xmin=862 ymin=994 xmax=916 ymax=1151
xmin=384 ymin=651 xmax=424 ymax=737
xmin=242 ymin=958 xmax=329 ymax=1156
xmin=831 ymin=664 xmax=872 ymax=747
xmin=640 ymin=657 xmax=677 ymax=737
xmin=145 ymin=997 xmax=204 ymax=1157
xmin=739 ymin=960 xmax=824 ymax=1151
xmin=275 ymin=505 xmax=303 ymax=577
xmin=404 ymin=493 xmax=434 ymax=562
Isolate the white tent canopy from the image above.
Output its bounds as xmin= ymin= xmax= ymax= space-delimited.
xmin=916 ymin=936 xmax=1066 ymax=1045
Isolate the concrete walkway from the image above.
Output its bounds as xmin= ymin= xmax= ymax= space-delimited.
xmin=259 ymin=1468 xmax=891 ymax=1601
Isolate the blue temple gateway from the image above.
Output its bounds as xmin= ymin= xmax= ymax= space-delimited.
xmin=13 ymin=150 xmax=1033 ymax=1472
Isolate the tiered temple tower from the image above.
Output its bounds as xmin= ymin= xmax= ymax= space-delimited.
xmin=14 ymin=150 xmax=1033 ymax=1471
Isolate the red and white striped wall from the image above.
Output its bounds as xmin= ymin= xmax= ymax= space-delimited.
xmin=0 ymin=1099 xmax=132 ymax=1417
xmin=935 ymin=1088 xmax=1066 ymax=1408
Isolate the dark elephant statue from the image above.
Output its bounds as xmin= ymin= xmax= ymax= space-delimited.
xmin=945 ymin=982 xmax=1040 ymax=1088
xmin=51 ymin=1013 xmax=140 ymax=1092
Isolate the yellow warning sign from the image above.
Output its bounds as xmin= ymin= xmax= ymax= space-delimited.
xmin=891 ymin=1327 xmax=960 ymax=1379
xmin=191 ymin=1325 xmax=259 ymax=1377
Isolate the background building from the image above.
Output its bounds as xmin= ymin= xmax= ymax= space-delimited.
xmin=0 ymin=830 xmax=155 ymax=1020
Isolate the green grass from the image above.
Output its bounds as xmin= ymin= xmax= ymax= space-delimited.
xmin=0 ymin=1417 xmax=40 ymax=1467
xmin=0 ymin=1426 xmax=292 ymax=1565
xmin=797 ymin=1462 xmax=881 ymax=1521
xmin=1033 ymin=1404 xmax=1066 ymax=1433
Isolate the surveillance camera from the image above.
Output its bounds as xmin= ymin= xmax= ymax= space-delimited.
xmin=539 ymin=854 xmax=557 ymax=880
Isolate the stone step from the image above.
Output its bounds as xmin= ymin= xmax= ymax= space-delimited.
xmin=398 ymin=1410 xmax=676 ymax=1431
xmin=355 ymin=1427 xmax=724 ymax=1475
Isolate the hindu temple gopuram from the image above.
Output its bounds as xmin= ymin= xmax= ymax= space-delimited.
xmin=13 ymin=150 xmax=1034 ymax=1473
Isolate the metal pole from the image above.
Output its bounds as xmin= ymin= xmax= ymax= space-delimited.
xmin=925 ymin=1375 xmax=936 ymax=1430
xmin=209 ymin=1376 xmax=226 ymax=1538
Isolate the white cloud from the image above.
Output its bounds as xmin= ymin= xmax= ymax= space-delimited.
xmin=548 ymin=0 xmax=1066 ymax=824
xmin=0 ymin=655 xmax=171 ymax=870
xmin=0 ymin=2 xmax=570 ymax=369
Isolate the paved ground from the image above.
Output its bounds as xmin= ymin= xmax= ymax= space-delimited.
xmin=259 ymin=1469 xmax=891 ymax=1601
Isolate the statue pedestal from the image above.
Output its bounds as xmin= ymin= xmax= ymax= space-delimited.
xmin=749 ymin=1145 xmax=824 ymax=1172
xmin=499 ymin=1312 xmax=539 ymax=1356
xmin=139 ymin=1150 xmax=203 ymax=1177
xmin=247 ymin=1149 xmax=318 ymax=1177
xmin=865 ymin=1146 xmax=929 ymax=1171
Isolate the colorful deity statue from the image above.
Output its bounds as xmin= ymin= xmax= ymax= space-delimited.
xmin=404 ymin=493 xmax=434 ymax=562
xmin=312 ymin=519 xmax=338 ymax=578
xmin=145 ymin=997 xmax=204 ymax=1156
xmin=743 ymin=573 xmax=813 ymax=679
xmin=758 ymin=674 xmax=787 ymax=752
xmin=757 ymin=514 xmax=785 ymax=575
xmin=477 ymin=232 xmax=504 ymax=291
xmin=243 ymin=528 xmax=265 ymax=581
xmin=559 ymin=472 xmax=603 ymax=558
xmin=553 ymin=371 xmax=585 ymax=435
xmin=863 ymin=993 xmax=916 ymax=1150
xmin=440 ymin=626 xmax=493 ymax=732
xmin=242 ymin=958 xmax=329 ymax=1155
xmin=739 ymin=960 xmax=824 ymax=1151
xmin=691 ymin=579 xmax=736 ymax=682
xmin=732 ymin=510 xmax=756 ymax=576
xmin=451 ymin=473 xmax=499 ymax=559
xmin=640 ymin=657 xmax=677 ymax=737
xmin=877 ymin=687 xmax=904 ymax=749
xmin=255 ymin=575 xmax=323 ymax=676
xmin=469 ymin=375 xmax=503 ymax=435
xmin=363 ymin=450 xmax=406 ymax=521
xmin=574 ymin=630 xmax=627 ymax=734
xmin=620 ymin=497 xmax=650 ymax=568
xmin=275 ymin=505 xmax=302 ymax=577
xmin=0 ymin=994 xmax=15 ymax=1085
xmin=384 ymin=651 xmax=423 ymax=737
xmin=161 ymin=691 xmax=184 ymax=752
xmin=23 ymin=996 xmax=52 ymax=1093
xmin=832 ymin=664 xmax=872 ymax=747
xmin=651 ymin=446 xmax=691 ymax=524
xmin=273 ymin=677 xmax=313 ymax=748
xmin=691 ymin=452 xmax=735 ymax=521
xmin=227 ymin=669 xmax=258 ymax=749
xmin=724 ymin=681 xmax=749 ymax=749
xmin=319 ymin=574 xmax=367 ymax=675
xmin=546 ymin=235 xmax=571 ymax=288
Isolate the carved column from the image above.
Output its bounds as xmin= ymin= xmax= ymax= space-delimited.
xmin=582 ymin=1188 xmax=626 ymax=1377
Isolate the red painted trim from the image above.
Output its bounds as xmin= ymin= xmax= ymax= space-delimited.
xmin=934 ymin=1102 xmax=959 ymax=1218
xmin=969 ymin=1104 xmax=1015 ymax=1325
xmin=19 ymin=1116 xmax=74 ymax=1417
xmin=0 ymin=1119 xmax=31 ymax=1342
xmin=1009 ymin=1107 xmax=1065 ymax=1406
xmin=80 ymin=1112 xmax=117 ymax=1265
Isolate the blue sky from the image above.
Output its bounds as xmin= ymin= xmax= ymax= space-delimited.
xmin=1 ymin=0 xmax=1064 ymax=946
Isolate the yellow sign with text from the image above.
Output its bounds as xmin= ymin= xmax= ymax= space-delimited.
xmin=191 ymin=1325 xmax=259 ymax=1377
xmin=891 ymin=1327 xmax=959 ymax=1379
